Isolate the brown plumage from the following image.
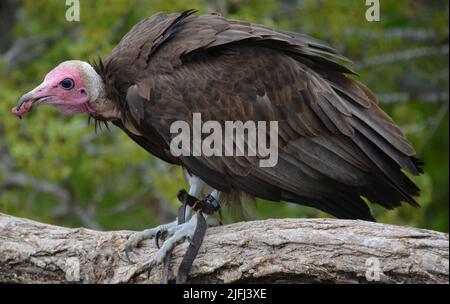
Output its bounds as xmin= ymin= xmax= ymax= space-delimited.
xmin=91 ymin=9 xmax=423 ymax=221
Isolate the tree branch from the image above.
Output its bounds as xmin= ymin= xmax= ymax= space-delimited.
xmin=0 ymin=213 xmax=448 ymax=284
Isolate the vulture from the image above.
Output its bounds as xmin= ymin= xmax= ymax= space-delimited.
xmin=12 ymin=9 xmax=423 ymax=283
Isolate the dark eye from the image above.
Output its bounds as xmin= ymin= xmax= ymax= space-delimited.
xmin=60 ymin=78 xmax=74 ymax=90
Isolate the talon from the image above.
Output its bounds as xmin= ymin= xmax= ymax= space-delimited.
xmin=155 ymin=230 xmax=162 ymax=249
xmin=124 ymin=245 xmax=135 ymax=264
xmin=147 ymin=260 xmax=157 ymax=279
xmin=124 ymin=233 xmax=138 ymax=264
xmin=155 ymin=229 xmax=169 ymax=249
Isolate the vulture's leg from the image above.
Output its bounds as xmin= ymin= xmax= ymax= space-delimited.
xmin=124 ymin=174 xmax=206 ymax=264
xmin=147 ymin=190 xmax=221 ymax=284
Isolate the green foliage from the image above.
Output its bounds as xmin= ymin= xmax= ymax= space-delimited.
xmin=0 ymin=0 xmax=448 ymax=232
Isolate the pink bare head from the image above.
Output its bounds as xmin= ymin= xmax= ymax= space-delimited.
xmin=12 ymin=60 xmax=102 ymax=117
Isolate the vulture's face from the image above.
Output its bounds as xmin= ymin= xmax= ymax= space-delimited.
xmin=12 ymin=60 xmax=100 ymax=117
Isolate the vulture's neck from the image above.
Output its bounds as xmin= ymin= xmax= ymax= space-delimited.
xmin=88 ymin=76 xmax=118 ymax=120
xmin=88 ymin=67 xmax=142 ymax=135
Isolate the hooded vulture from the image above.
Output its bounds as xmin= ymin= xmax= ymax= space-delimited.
xmin=12 ymin=9 xmax=422 ymax=283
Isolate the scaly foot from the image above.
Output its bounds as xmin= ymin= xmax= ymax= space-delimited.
xmin=124 ymin=220 xmax=178 ymax=263
xmin=124 ymin=173 xmax=221 ymax=283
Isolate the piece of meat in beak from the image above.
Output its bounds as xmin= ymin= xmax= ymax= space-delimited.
xmin=11 ymin=89 xmax=50 ymax=119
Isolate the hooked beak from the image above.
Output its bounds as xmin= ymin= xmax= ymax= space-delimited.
xmin=12 ymin=88 xmax=52 ymax=119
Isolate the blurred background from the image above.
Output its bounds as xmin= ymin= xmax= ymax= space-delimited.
xmin=0 ymin=0 xmax=448 ymax=232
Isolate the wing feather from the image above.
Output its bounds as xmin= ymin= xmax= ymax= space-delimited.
xmin=100 ymin=11 xmax=422 ymax=220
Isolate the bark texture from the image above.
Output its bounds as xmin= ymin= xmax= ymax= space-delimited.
xmin=0 ymin=212 xmax=448 ymax=284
